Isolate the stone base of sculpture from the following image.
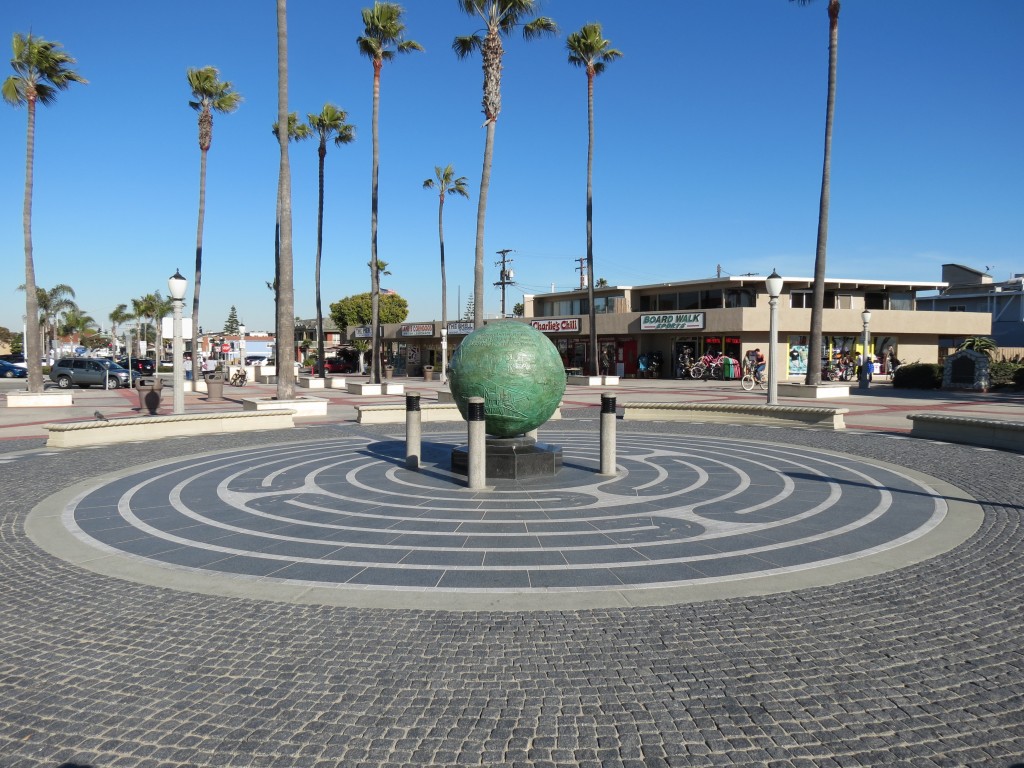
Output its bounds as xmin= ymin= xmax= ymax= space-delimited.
xmin=451 ymin=435 xmax=563 ymax=480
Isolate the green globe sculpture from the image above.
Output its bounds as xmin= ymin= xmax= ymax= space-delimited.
xmin=448 ymin=321 xmax=567 ymax=438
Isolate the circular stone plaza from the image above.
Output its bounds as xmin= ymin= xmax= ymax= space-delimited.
xmin=1 ymin=400 xmax=1022 ymax=766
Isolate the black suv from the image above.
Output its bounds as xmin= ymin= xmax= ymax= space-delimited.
xmin=49 ymin=358 xmax=139 ymax=389
xmin=116 ymin=356 xmax=157 ymax=374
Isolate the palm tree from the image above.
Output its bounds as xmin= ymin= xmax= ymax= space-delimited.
xmin=454 ymin=1 xmax=556 ymax=328
xmin=109 ymin=303 xmax=132 ymax=355
xmin=58 ymin=309 xmax=96 ymax=347
xmin=274 ymin=0 xmax=297 ymax=400
xmin=567 ymin=23 xmax=621 ymax=376
xmin=21 ymin=283 xmax=78 ymax=360
xmin=270 ymin=113 xmax=312 ymax=370
xmin=131 ymin=292 xmax=162 ymax=357
xmin=152 ymin=294 xmax=173 ymax=361
xmin=792 ymin=0 xmax=840 ymax=386
xmin=958 ymin=336 xmax=997 ymax=358
xmin=423 ymin=165 xmax=469 ymax=383
xmin=358 ymin=2 xmax=423 ymax=383
xmin=308 ymin=104 xmax=356 ymax=378
xmin=3 ymin=33 xmax=86 ymax=391
xmin=187 ymin=65 xmax=242 ymax=387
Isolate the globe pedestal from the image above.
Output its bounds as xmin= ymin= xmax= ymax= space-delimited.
xmin=451 ymin=435 xmax=563 ymax=480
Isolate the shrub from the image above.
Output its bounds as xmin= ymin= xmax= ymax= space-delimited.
xmin=1014 ymin=367 xmax=1024 ymax=386
xmin=988 ymin=360 xmax=1023 ymax=387
xmin=893 ymin=362 xmax=942 ymax=389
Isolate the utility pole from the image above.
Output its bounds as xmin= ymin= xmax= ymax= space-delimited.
xmin=494 ymin=249 xmax=515 ymax=317
xmin=575 ymin=256 xmax=587 ymax=289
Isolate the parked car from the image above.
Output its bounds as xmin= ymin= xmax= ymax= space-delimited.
xmin=49 ymin=358 xmax=139 ymax=389
xmin=0 ymin=360 xmax=27 ymax=378
xmin=115 ymin=356 xmax=156 ymax=374
xmin=0 ymin=353 xmax=27 ymax=368
xmin=245 ymin=355 xmax=269 ymax=366
xmin=318 ymin=356 xmax=357 ymax=375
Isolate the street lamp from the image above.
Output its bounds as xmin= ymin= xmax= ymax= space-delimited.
xmin=238 ymin=323 xmax=246 ymax=368
xmin=168 ymin=269 xmax=188 ymax=414
xmin=765 ymin=269 xmax=784 ymax=406
xmin=440 ymin=327 xmax=448 ymax=385
xmin=859 ymin=309 xmax=872 ymax=390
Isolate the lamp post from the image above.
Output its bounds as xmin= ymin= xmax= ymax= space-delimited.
xmin=765 ymin=269 xmax=784 ymax=406
xmin=238 ymin=323 xmax=246 ymax=368
xmin=168 ymin=269 xmax=188 ymax=414
xmin=859 ymin=309 xmax=872 ymax=390
xmin=440 ymin=327 xmax=448 ymax=385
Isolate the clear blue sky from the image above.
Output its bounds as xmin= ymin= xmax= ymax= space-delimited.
xmin=3 ymin=0 xmax=1022 ymax=336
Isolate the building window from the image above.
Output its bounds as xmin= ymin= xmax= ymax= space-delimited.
xmin=791 ymin=291 xmax=812 ymax=309
xmin=889 ymin=291 xmax=913 ymax=311
xmin=949 ymin=305 xmax=967 ymax=312
xmin=864 ymin=292 xmax=886 ymax=310
xmin=701 ymin=290 xmax=723 ymax=309
xmin=835 ymin=294 xmax=852 ymax=309
xmin=679 ymin=291 xmax=700 ymax=310
xmin=725 ymin=288 xmax=755 ymax=308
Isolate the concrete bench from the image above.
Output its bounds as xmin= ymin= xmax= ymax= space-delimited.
xmin=44 ymin=410 xmax=296 ymax=448
xmin=908 ymin=414 xmax=1024 ymax=452
xmin=621 ymin=402 xmax=847 ymax=429
xmin=356 ymin=403 xmax=563 ymax=425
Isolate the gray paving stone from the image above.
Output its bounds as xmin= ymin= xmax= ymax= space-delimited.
xmin=0 ymin=420 xmax=1021 ymax=766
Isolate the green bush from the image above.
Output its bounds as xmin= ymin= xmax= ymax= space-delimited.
xmin=892 ymin=362 xmax=942 ymax=389
xmin=989 ymin=360 xmax=1024 ymax=387
xmin=1014 ymin=367 xmax=1024 ymax=385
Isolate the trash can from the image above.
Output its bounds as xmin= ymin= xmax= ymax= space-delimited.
xmin=136 ymin=376 xmax=163 ymax=415
xmin=204 ymin=370 xmax=225 ymax=401
xmin=423 ymin=365 xmax=434 ymax=381
xmin=384 ymin=365 xmax=394 ymax=380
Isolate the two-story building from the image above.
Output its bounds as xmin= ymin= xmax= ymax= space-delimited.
xmin=348 ymin=274 xmax=991 ymax=379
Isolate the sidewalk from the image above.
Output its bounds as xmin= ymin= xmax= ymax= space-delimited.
xmin=1 ymin=375 xmax=1021 ymax=442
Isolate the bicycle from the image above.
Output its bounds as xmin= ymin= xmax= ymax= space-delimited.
xmin=740 ymin=363 xmax=767 ymax=391
xmin=229 ymin=368 xmax=247 ymax=387
xmin=690 ymin=354 xmax=724 ymax=380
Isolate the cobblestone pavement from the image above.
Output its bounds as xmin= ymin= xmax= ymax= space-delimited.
xmin=1 ymin=418 xmax=1023 ymax=767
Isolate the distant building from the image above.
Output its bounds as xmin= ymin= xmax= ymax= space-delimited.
xmin=916 ymin=264 xmax=1024 ymax=348
xmin=348 ymin=274 xmax=990 ymax=379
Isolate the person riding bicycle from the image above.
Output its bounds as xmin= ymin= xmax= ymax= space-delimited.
xmin=752 ymin=348 xmax=766 ymax=381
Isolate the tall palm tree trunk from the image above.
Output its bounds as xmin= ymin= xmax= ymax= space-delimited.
xmin=438 ymin=193 xmax=449 ymax=382
xmin=586 ymin=69 xmax=598 ymax=376
xmin=370 ymin=63 xmax=382 ymax=383
xmin=276 ymin=0 xmax=296 ymax=400
xmin=805 ymin=0 xmax=839 ymax=386
xmin=191 ymin=147 xmax=207 ymax=388
xmin=315 ymin=143 xmax=326 ymax=378
xmin=473 ymin=120 xmax=495 ymax=329
xmin=22 ymin=98 xmax=43 ymax=392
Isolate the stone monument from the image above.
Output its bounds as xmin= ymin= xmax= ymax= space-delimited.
xmin=448 ymin=321 xmax=566 ymax=479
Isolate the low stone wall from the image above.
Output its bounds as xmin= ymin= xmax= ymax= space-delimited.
xmin=777 ymin=382 xmax=851 ymax=399
xmin=567 ymin=375 xmax=620 ymax=387
xmin=6 ymin=391 xmax=75 ymax=408
xmin=44 ymin=410 xmax=296 ymax=448
xmin=241 ymin=397 xmax=328 ymax=416
xmin=908 ymin=414 xmax=1023 ymax=452
xmin=356 ymin=403 xmax=563 ymax=425
xmin=621 ymin=402 xmax=847 ymax=429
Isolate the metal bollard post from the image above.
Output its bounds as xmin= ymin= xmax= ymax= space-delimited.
xmin=405 ymin=392 xmax=421 ymax=470
xmin=600 ymin=392 xmax=617 ymax=476
xmin=467 ymin=396 xmax=487 ymax=489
